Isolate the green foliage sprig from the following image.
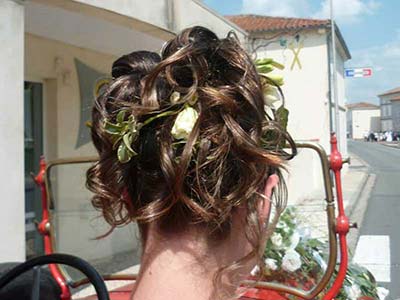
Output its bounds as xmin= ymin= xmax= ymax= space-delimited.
xmin=102 ymin=57 xmax=290 ymax=164
xmin=103 ymin=91 xmax=199 ymax=163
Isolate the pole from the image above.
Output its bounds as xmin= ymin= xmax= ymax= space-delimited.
xmin=330 ymin=0 xmax=340 ymax=150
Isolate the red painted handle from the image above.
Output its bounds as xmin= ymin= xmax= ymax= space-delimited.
xmin=323 ymin=133 xmax=350 ymax=300
xmin=33 ymin=157 xmax=71 ymax=300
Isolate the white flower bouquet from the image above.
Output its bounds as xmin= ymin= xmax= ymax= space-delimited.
xmin=256 ymin=207 xmax=389 ymax=300
xmin=250 ymin=59 xmax=389 ymax=300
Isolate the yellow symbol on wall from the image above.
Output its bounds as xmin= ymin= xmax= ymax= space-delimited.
xmin=289 ymin=40 xmax=304 ymax=70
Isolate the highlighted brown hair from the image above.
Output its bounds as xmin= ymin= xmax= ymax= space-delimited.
xmin=86 ymin=26 xmax=296 ymax=297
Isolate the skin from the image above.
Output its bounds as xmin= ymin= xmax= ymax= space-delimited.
xmin=130 ymin=174 xmax=279 ymax=300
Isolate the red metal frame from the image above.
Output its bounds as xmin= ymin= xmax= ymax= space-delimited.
xmin=32 ymin=133 xmax=351 ymax=300
xmin=33 ymin=157 xmax=71 ymax=300
xmin=323 ymin=133 xmax=350 ymax=300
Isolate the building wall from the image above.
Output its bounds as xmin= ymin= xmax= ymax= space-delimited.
xmin=173 ymin=0 xmax=247 ymax=43
xmin=252 ymin=29 xmax=331 ymax=148
xmin=0 ymin=0 xmax=25 ymax=263
xmin=381 ymin=119 xmax=393 ymax=132
xmin=347 ymin=109 xmax=353 ymax=137
xmin=392 ymin=101 xmax=400 ymax=131
xmin=25 ymin=33 xmax=142 ymax=265
xmin=379 ymin=93 xmax=399 ymax=131
xmin=251 ymin=29 xmax=338 ymax=203
xmin=351 ymin=108 xmax=381 ymax=139
xmin=25 ymin=34 xmax=114 ymax=158
xmin=63 ymin=0 xmax=171 ymax=32
xmin=71 ymin=0 xmax=248 ymax=42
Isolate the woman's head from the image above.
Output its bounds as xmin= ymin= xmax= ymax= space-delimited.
xmin=87 ymin=26 xmax=295 ymax=297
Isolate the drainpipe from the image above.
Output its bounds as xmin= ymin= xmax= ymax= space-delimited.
xmin=166 ymin=0 xmax=176 ymax=32
xmin=330 ymin=0 xmax=340 ymax=150
xmin=327 ymin=32 xmax=334 ymax=136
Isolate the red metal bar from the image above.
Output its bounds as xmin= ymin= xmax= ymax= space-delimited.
xmin=323 ymin=133 xmax=350 ymax=300
xmin=33 ymin=157 xmax=71 ymax=300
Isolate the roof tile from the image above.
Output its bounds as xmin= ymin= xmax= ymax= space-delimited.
xmin=378 ymin=87 xmax=400 ymax=97
xmin=225 ymin=14 xmax=330 ymax=33
xmin=345 ymin=102 xmax=379 ymax=109
xmin=390 ymin=95 xmax=400 ymax=101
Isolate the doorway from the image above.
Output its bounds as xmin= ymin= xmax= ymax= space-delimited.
xmin=24 ymin=81 xmax=43 ymax=258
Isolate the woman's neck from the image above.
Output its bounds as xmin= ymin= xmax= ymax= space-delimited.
xmin=131 ymin=245 xmax=217 ymax=300
xmin=130 ymin=226 xmax=249 ymax=300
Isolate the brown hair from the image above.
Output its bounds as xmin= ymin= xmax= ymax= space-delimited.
xmin=86 ymin=26 xmax=296 ymax=297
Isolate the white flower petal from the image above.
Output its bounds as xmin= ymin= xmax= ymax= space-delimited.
xmin=170 ymin=91 xmax=181 ymax=104
xmin=287 ymin=231 xmax=300 ymax=250
xmin=264 ymin=258 xmax=278 ymax=271
xmin=281 ymin=250 xmax=302 ymax=272
xmin=171 ymin=106 xmax=198 ymax=140
xmin=263 ymin=85 xmax=282 ymax=108
xmin=271 ymin=233 xmax=283 ymax=248
xmin=344 ymin=284 xmax=361 ymax=300
xmin=377 ymin=287 xmax=389 ymax=300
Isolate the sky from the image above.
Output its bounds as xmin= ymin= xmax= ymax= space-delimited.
xmin=203 ymin=0 xmax=400 ymax=104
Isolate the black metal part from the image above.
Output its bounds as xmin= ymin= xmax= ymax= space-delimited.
xmin=31 ymin=267 xmax=41 ymax=300
xmin=0 ymin=253 xmax=109 ymax=300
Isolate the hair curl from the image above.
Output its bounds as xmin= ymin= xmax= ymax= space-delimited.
xmin=86 ymin=26 xmax=296 ymax=298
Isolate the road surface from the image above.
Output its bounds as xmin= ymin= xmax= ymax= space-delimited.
xmin=349 ymin=140 xmax=400 ymax=299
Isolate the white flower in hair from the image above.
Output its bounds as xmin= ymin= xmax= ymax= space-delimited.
xmin=281 ymin=249 xmax=302 ymax=272
xmin=263 ymin=85 xmax=281 ymax=107
xmin=171 ymin=106 xmax=199 ymax=140
xmin=170 ymin=91 xmax=181 ymax=104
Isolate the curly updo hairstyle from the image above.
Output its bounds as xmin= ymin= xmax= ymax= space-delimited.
xmin=87 ymin=26 xmax=296 ymax=295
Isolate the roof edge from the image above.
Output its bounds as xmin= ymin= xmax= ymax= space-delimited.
xmin=226 ymin=14 xmax=351 ymax=60
xmin=333 ymin=23 xmax=351 ymax=60
xmin=378 ymin=89 xmax=400 ymax=97
xmin=346 ymin=102 xmax=380 ymax=109
xmin=225 ymin=14 xmax=330 ymax=23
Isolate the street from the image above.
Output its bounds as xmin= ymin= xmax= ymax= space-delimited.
xmin=349 ymin=140 xmax=400 ymax=299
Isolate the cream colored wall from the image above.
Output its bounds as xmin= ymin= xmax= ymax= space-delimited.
xmin=0 ymin=0 xmax=25 ymax=263
xmin=25 ymin=33 xmax=114 ymax=158
xmin=72 ymin=0 xmax=248 ymax=43
xmin=25 ymin=33 xmax=140 ymax=265
xmin=173 ymin=0 xmax=247 ymax=43
xmin=73 ymin=0 xmax=170 ymax=32
xmin=253 ymin=30 xmax=330 ymax=203
xmin=352 ymin=109 xmax=381 ymax=139
xmin=254 ymin=30 xmax=330 ymax=148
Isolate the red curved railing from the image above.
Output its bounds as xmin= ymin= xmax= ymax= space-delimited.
xmin=32 ymin=133 xmax=351 ymax=300
xmin=323 ymin=133 xmax=350 ymax=300
xmin=33 ymin=157 xmax=71 ymax=300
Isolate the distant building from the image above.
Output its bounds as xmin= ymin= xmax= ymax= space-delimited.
xmin=227 ymin=15 xmax=351 ymax=202
xmin=378 ymin=87 xmax=400 ymax=131
xmin=346 ymin=102 xmax=380 ymax=139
